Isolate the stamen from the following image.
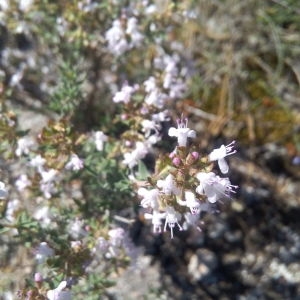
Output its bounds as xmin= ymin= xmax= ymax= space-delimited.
xmin=226 ymin=141 xmax=237 ymax=156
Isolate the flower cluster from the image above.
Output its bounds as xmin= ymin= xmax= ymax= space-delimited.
xmin=105 ymin=16 xmax=143 ymax=56
xmin=17 ymin=273 xmax=72 ymax=300
xmin=138 ymin=117 xmax=238 ymax=238
xmin=0 ymin=0 xmax=245 ymax=298
xmin=113 ymin=63 xmax=187 ymax=174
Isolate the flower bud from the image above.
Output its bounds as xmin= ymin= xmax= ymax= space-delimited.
xmin=34 ymin=272 xmax=43 ymax=283
xmin=172 ymin=157 xmax=181 ymax=167
xmin=191 ymin=151 xmax=199 ymax=160
xmin=121 ymin=114 xmax=128 ymax=120
xmin=34 ymin=272 xmax=43 ymax=289
xmin=186 ymin=151 xmax=199 ymax=165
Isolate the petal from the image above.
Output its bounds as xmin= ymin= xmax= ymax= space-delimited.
xmin=47 ymin=290 xmax=55 ymax=300
xmin=57 ymin=281 xmax=67 ymax=292
xmin=218 ymin=158 xmax=229 ymax=174
xmin=144 ymin=213 xmax=153 ymax=220
xmin=185 ymin=191 xmax=195 ymax=202
xmin=209 ymin=145 xmax=226 ymax=161
xmin=207 ymin=194 xmax=217 ymax=203
xmin=187 ymin=130 xmax=196 ymax=138
xmin=168 ymin=127 xmax=178 ymax=137
xmin=195 ymin=184 xmax=204 ymax=195
xmin=137 ymin=187 xmax=147 ymax=196
xmin=204 ymin=184 xmax=216 ymax=201
xmin=177 ymin=133 xmax=188 ymax=147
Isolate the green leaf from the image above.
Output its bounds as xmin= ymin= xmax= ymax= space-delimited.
xmin=137 ymin=160 xmax=150 ymax=180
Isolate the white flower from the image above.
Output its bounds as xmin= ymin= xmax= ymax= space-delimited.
xmin=0 ymin=181 xmax=7 ymax=198
xmin=196 ymin=172 xmax=237 ymax=203
xmin=164 ymin=206 xmax=182 ymax=239
xmin=34 ymin=206 xmax=52 ymax=227
xmin=152 ymin=110 xmax=170 ymax=123
xmin=168 ymin=117 xmax=196 ymax=147
xmin=145 ymin=90 xmax=167 ymax=108
xmin=39 ymin=169 xmax=57 ymax=198
xmin=19 ymin=0 xmax=33 ymax=11
xmin=157 ymin=174 xmax=180 ymax=195
xmin=138 ymin=187 xmax=159 ymax=209
xmin=146 ymin=133 xmax=161 ymax=145
xmin=0 ymin=0 xmax=9 ymax=11
xmin=208 ymin=141 xmax=236 ymax=174
xmin=168 ymin=78 xmax=186 ymax=99
xmin=15 ymin=137 xmax=35 ymax=156
xmin=143 ymin=77 xmax=167 ymax=108
xmin=183 ymin=212 xmax=201 ymax=231
xmin=96 ymin=237 xmax=109 ymax=253
xmin=40 ymin=169 xmax=57 ymax=183
xmin=126 ymin=17 xmax=143 ymax=47
xmin=35 ymin=242 xmax=54 ymax=263
xmin=144 ymin=210 xmax=166 ymax=234
xmin=30 ymin=155 xmax=46 ymax=172
xmin=178 ymin=191 xmax=201 ymax=214
xmin=108 ymin=228 xmax=125 ymax=247
xmin=102 ymin=228 xmax=125 ymax=258
xmin=141 ymin=119 xmax=160 ymax=138
xmin=15 ymin=174 xmax=31 ymax=191
xmin=94 ymin=131 xmax=108 ymax=151
xmin=113 ymin=84 xmax=135 ymax=104
xmin=68 ymin=219 xmax=87 ymax=239
xmin=5 ymin=199 xmax=20 ymax=223
xmin=78 ymin=0 xmax=97 ymax=12
xmin=105 ymin=20 xmax=128 ymax=56
xmin=105 ymin=17 xmax=143 ymax=56
xmin=144 ymin=77 xmax=156 ymax=93
xmin=123 ymin=141 xmax=148 ymax=168
xmin=70 ymin=240 xmax=82 ymax=250
xmin=65 ymin=154 xmax=84 ymax=171
xmin=47 ymin=281 xmax=72 ymax=300
xmin=40 ymin=181 xmax=55 ymax=199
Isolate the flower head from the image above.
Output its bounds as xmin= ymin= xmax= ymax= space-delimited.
xmin=168 ymin=117 xmax=196 ymax=147
xmin=113 ymin=84 xmax=135 ymax=104
xmin=15 ymin=137 xmax=35 ymax=157
xmin=209 ymin=141 xmax=236 ymax=174
xmin=47 ymin=281 xmax=71 ymax=300
xmin=108 ymin=227 xmax=125 ymax=247
xmin=35 ymin=242 xmax=54 ymax=263
xmin=65 ymin=154 xmax=84 ymax=171
xmin=15 ymin=174 xmax=31 ymax=191
xmin=138 ymin=187 xmax=159 ymax=210
xmin=123 ymin=141 xmax=149 ymax=168
xmin=196 ymin=172 xmax=237 ymax=203
xmin=141 ymin=119 xmax=160 ymax=138
xmin=94 ymin=131 xmax=108 ymax=151
xmin=68 ymin=219 xmax=87 ymax=239
xmin=29 ymin=155 xmax=46 ymax=172
xmin=105 ymin=20 xmax=128 ymax=56
xmin=183 ymin=212 xmax=202 ymax=231
xmin=178 ymin=191 xmax=201 ymax=214
xmin=157 ymin=174 xmax=180 ymax=195
xmin=144 ymin=210 xmax=166 ymax=234
xmin=164 ymin=206 xmax=182 ymax=238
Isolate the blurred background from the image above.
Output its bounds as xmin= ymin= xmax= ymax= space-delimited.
xmin=0 ymin=0 xmax=300 ymax=299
